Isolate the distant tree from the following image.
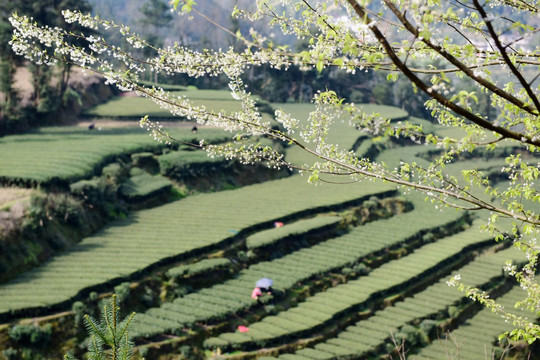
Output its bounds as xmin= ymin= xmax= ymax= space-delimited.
xmin=0 ymin=0 xmax=92 ymax=133
xmin=10 ymin=0 xmax=540 ymax=344
xmin=139 ymin=0 xmax=173 ymax=35
xmin=139 ymin=0 xmax=173 ymax=82
xmin=0 ymin=21 xmax=18 ymax=123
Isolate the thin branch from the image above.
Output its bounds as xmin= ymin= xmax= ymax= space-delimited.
xmin=449 ymin=0 xmax=478 ymax=12
xmin=473 ymin=0 xmax=540 ymax=113
xmin=346 ymin=0 xmax=540 ymax=148
xmin=446 ymin=22 xmax=480 ymax=50
xmin=470 ymin=136 xmax=507 ymax=146
xmin=191 ymin=7 xmax=256 ymax=49
xmin=500 ymin=0 xmax=540 ymax=13
xmin=319 ymin=176 xmax=363 ymax=185
xmin=504 ymin=27 xmax=540 ymax=50
xmin=383 ymin=0 xmax=540 ymax=117
xmin=529 ymin=73 xmax=540 ymax=87
xmin=301 ymin=0 xmax=336 ymax=33
xmin=439 ymin=200 xmax=483 ymax=211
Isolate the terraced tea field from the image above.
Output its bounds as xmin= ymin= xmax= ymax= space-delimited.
xmin=263 ymin=246 xmax=525 ymax=359
xmin=0 ymin=126 xmax=228 ymax=186
xmin=410 ymin=278 xmax=539 ymax=360
xmin=277 ymin=103 xmax=406 ymax=167
xmin=205 ymin=219 xmax=494 ymax=350
xmin=0 ymin=93 xmax=536 ymax=360
xmin=84 ymin=88 xmax=276 ymax=124
xmin=0 ymin=175 xmax=394 ymax=318
xmin=131 ymin=193 xmax=463 ymax=338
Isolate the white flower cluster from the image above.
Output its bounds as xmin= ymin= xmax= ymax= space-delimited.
xmin=62 ymin=9 xmax=99 ymax=29
xmin=446 ymin=274 xmax=461 ymax=287
xmin=205 ymin=141 xmax=286 ymax=169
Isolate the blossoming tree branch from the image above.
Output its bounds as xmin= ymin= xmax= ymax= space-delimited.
xmin=9 ymin=0 xmax=540 ymax=343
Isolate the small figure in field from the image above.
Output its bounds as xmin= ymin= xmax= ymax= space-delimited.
xmin=88 ymin=123 xmax=95 ymax=130
xmin=252 ymin=277 xmax=274 ymax=302
xmin=251 ymin=287 xmax=262 ymax=300
xmin=191 ymin=125 xmax=198 ymax=133
xmin=260 ymin=286 xmax=273 ymax=295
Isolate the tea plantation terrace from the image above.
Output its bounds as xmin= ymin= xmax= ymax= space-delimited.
xmin=203 ymin=219 xmax=497 ymax=351
xmin=130 ymin=192 xmax=464 ymax=338
xmin=410 ymin=276 xmax=538 ymax=360
xmin=0 ymin=126 xmax=229 ymax=187
xmin=0 ymin=175 xmax=394 ymax=320
xmin=260 ymin=246 xmax=524 ymax=359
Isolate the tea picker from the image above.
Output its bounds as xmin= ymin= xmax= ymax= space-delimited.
xmin=252 ymin=277 xmax=273 ymax=300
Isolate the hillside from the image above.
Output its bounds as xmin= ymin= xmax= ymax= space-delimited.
xmin=0 ymin=87 xmax=536 ymax=359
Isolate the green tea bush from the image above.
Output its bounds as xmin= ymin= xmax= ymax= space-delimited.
xmin=166 ymin=258 xmax=231 ymax=278
xmin=204 ymin=337 xmax=229 ymax=349
xmin=353 ymin=263 xmax=369 ymax=275
xmin=246 ymin=216 xmax=341 ymax=250
xmin=394 ymin=324 xmax=422 ymax=347
xmin=129 ymin=168 xmax=145 ymax=176
xmin=101 ymin=162 xmax=126 ymax=182
xmin=119 ymin=168 xmax=172 ymax=201
xmin=114 ymin=282 xmax=131 ymax=303
xmin=70 ymin=179 xmax=105 ymax=204
xmin=1 ymin=348 xmax=17 ymax=360
xmin=362 ymin=200 xmax=378 ymax=209
xmin=422 ymin=232 xmax=435 ymax=243
xmin=137 ymin=347 xmax=149 ymax=358
xmin=419 ymin=319 xmax=437 ymax=337
xmin=8 ymin=324 xmax=51 ymax=348
xmin=236 ymin=250 xmax=249 ymax=262
xmin=72 ymin=301 xmax=86 ymax=325
xmin=448 ymin=305 xmax=459 ymax=319
xmin=178 ymin=345 xmax=193 ymax=359
xmin=158 ymin=149 xmax=225 ymax=180
xmin=70 ymin=169 xmax=132 ymax=218
xmin=27 ymin=191 xmax=85 ymax=228
xmin=171 ymin=284 xmax=191 ymax=298
xmin=140 ymin=286 xmax=156 ymax=307
xmin=2 ymin=348 xmax=19 ymax=360
xmin=131 ymin=152 xmax=159 ymax=173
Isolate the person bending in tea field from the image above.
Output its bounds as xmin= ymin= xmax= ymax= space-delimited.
xmin=260 ymin=286 xmax=273 ymax=295
xmin=251 ymin=286 xmax=273 ymax=300
xmin=251 ymin=287 xmax=262 ymax=300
